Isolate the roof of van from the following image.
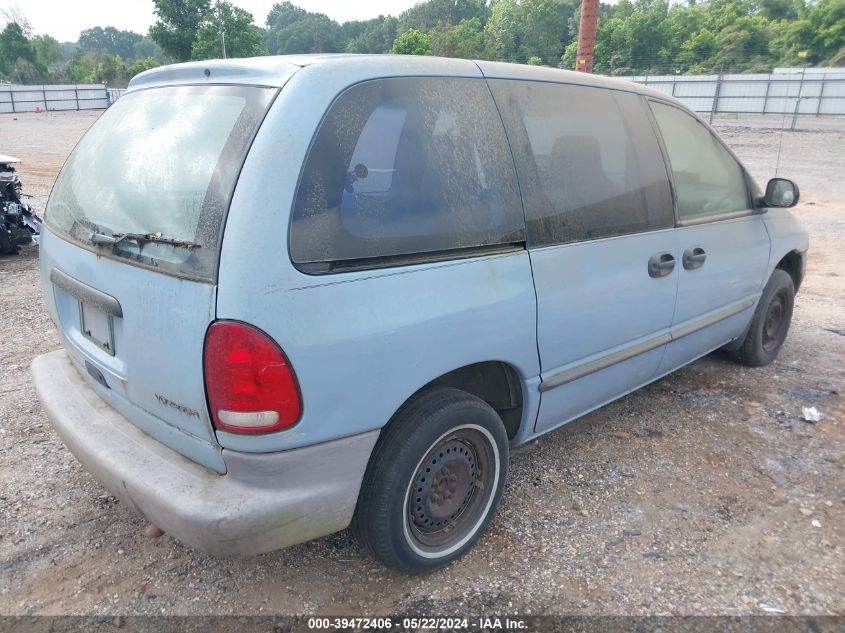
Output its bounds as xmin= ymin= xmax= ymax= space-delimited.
xmin=127 ymin=54 xmax=673 ymax=102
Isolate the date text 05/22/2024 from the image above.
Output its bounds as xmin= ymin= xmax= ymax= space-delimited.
xmin=306 ymin=617 xmax=529 ymax=630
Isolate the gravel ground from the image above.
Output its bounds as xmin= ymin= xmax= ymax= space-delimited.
xmin=0 ymin=110 xmax=843 ymax=617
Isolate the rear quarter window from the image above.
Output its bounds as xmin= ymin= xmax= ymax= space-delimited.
xmin=290 ymin=77 xmax=525 ymax=273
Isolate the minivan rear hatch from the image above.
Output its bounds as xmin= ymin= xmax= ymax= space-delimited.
xmin=41 ymin=84 xmax=276 ymax=472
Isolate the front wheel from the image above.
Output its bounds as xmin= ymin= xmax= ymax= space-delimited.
xmin=732 ymin=268 xmax=795 ymax=367
xmin=353 ymin=387 xmax=508 ymax=573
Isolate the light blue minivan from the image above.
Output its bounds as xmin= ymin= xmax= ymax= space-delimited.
xmin=32 ymin=54 xmax=808 ymax=572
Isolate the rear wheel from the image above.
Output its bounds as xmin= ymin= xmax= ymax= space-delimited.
xmin=353 ymin=387 xmax=508 ymax=573
xmin=732 ymin=269 xmax=795 ymax=367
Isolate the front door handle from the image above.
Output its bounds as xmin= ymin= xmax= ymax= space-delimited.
xmin=683 ymin=246 xmax=707 ymax=270
xmin=648 ymin=252 xmax=676 ymax=278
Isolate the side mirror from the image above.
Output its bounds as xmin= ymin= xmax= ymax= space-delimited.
xmin=762 ymin=178 xmax=800 ymax=208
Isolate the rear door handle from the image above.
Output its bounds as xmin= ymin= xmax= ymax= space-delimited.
xmin=683 ymin=246 xmax=707 ymax=270
xmin=648 ymin=252 xmax=676 ymax=278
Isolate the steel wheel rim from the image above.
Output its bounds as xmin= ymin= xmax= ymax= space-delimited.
xmin=403 ymin=424 xmax=499 ymax=557
xmin=762 ymin=289 xmax=789 ymax=353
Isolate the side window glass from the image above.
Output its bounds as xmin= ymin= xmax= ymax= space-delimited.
xmin=488 ymin=80 xmax=674 ymax=247
xmin=650 ymin=101 xmax=749 ymax=221
xmin=290 ymin=77 xmax=524 ymax=270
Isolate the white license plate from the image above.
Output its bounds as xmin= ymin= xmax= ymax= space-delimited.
xmin=80 ymin=301 xmax=115 ymax=356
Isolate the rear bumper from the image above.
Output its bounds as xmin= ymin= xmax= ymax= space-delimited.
xmin=31 ymin=349 xmax=379 ymax=556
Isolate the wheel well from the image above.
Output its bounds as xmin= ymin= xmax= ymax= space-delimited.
xmin=776 ymin=250 xmax=803 ymax=293
xmin=416 ymin=362 xmax=524 ymax=440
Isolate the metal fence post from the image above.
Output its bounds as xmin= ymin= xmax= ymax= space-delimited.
xmin=709 ymin=72 xmax=722 ymax=124
xmin=816 ymin=77 xmax=825 ymax=116
xmin=790 ymin=66 xmax=806 ymax=131
xmin=762 ymin=74 xmax=771 ymax=115
xmin=41 ymin=85 xmax=47 ymax=111
xmin=9 ymin=86 xmax=15 ymax=113
xmin=75 ymin=87 xmax=79 ymax=111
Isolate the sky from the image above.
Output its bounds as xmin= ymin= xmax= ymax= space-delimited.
xmin=2 ymin=0 xmax=422 ymax=42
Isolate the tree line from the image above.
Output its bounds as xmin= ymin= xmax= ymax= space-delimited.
xmin=1 ymin=0 xmax=843 ymax=87
xmin=0 ymin=20 xmax=166 ymax=85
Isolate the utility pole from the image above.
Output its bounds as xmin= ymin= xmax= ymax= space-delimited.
xmin=217 ymin=1 xmax=227 ymax=59
xmin=575 ymin=0 xmax=599 ymax=73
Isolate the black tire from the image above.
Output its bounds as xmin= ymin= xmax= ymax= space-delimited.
xmin=352 ymin=387 xmax=509 ymax=573
xmin=732 ymin=269 xmax=795 ymax=367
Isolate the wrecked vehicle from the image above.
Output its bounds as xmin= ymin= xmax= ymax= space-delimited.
xmin=0 ymin=153 xmax=41 ymax=254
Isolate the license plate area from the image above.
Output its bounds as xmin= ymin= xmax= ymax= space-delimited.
xmin=79 ymin=301 xmax=116 ymax=356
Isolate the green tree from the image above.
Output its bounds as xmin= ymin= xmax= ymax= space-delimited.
xmin=0 ymin=22 xmax=34 ymax=71
xmin=0 ymin=21 xmax=50 ymax=81
xmin=150 ymin=0 xmax=211 ymax=61
xmin=266 ymin=1 xmax=308 ymax=28
xmin=810 ymin=0 xmax=845 ymax=55
xmin=20 ymin=0 xmax=836 ymax=84
xmin=527 ymin=55 xmax=543 ymax=64
xmin=758 ymin=0 xmax=798 ymax=20
xmin=95 ymin=52 xmax=125 ymax=84
xmin=770 ymin=15 xmax=809 ymax=60
xmin=519 ymin=0 xmax=578 ymax=65
xmin=79 ymin=27 xmax=143 ymax=61
xmin=265 ymin=2 xmax=342 ymax=54
xmin=390 ymin=29 xmax=432 ymax=55
xmin=66 ymin=49 xmax=98 ymax=83
xmin=678 ymin=28 xmax=718 ymax=70
xmin=31 ymin=34 xmax=61 ymax=68
xmin=829 ymin=45 xmax=845 ymax=65
xmin=430 ymin=17 xmax=488 ymax=58
xmin=398 ymin=0 xmax=489 ymax=32
xmin=711 ymin=18 xmax=773 ymax=70
xmin=192 ymin=1 xmax=267 ymax=59
xmin=133 ymin=37 xmax=170 ymax=63
xmin=343 ymin=16 xmax=398 ymax=53
xmin=126 ymin=57 xmax=161 ymax=79
xmin=591 ymin=0 xmax=674 ymax=74
xmin=485 ymin=0 xmax=523 ymax=61
xmin=560 ymin=40 xmax=578 ymax=68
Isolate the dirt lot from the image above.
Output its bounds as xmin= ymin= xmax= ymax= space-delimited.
xmin=1 ymin=110 xmax=843 ymax=617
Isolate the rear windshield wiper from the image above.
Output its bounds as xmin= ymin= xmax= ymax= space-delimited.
xmin=89 ymin=230 xmax=200 ymax=250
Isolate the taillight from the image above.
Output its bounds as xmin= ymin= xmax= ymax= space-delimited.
xmin=203 ymin=321 xmax=301 ymax=434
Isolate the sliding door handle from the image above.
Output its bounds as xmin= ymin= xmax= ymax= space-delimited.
xmin=683 ymin=246 xmax=707 ymax=270
xmin=648 ymin=252 xmax=676 ymax=278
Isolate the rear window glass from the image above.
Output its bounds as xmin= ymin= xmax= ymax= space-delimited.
xmin=489 ymin=80 xmax=675 ymax=247
xmin=290 ymin=77 xmax=525 ymax=272
xmin=45 ymin=84 xmax=276 ymax=281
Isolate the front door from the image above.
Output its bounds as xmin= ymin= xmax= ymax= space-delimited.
xmin=647 ymin=101 xmax=770 ymax=374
